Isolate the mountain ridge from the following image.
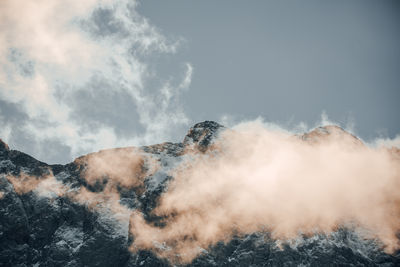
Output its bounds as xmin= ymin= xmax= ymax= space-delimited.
xmin=0 ymin=121 xmax=399 ymax=266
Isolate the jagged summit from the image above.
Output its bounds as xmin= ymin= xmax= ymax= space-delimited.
xmin=140 ymin=121 xmax=225 ymax=157
xmin=308 ymin=125 xmax=348 ymax=136
xmin=301 ymin=125 xmax=363 ymax=145
xmin=183 ymin=121 xmax=225 ymax=151
xmin=1 ymin=122 xmax=365 ymax=162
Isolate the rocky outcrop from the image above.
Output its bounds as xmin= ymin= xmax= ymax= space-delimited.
xmin=183 ymin=121 xmax=224 ymax=152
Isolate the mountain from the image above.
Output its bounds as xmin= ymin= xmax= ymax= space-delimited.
xmin=0 ymin=121 xmax=399 ymax=266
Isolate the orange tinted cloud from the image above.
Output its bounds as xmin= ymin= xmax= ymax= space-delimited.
xmin=77 ymin=147 xmax=151 ymax=188
xmin=130 ymin=121 xmax=400 ymax=263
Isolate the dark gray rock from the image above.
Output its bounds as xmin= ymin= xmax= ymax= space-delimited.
xmin=183 ymin=121 xmax=225 ymax=152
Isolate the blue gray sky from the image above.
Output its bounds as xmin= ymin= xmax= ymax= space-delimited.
xmin=138 ymin=0 xmax=400 ymax=136
xmin=0 ymin=0 xmax=399 ymax=163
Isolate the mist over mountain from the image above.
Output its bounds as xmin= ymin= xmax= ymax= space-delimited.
xmin=1 ymin=121 xmax=400 ymax=266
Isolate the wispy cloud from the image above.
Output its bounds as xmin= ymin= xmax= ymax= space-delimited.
xmin=0 ymin=0 xmax=192 ymax=163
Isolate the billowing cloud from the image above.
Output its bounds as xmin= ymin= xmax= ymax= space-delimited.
xmin=0 ymin=0 xmax=192 ymax=163
xmin=75 ymin=146 xmax=160 ymax=189
xmin=130 ymin=120 xmax=400 ymax=263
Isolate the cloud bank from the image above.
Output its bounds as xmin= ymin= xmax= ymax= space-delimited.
xmin=130 ymin=121 xmax=400 ymax=263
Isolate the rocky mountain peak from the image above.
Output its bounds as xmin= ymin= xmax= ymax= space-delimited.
xmin=183 ymin=121 xmax=225 ymax=151
xmin=301 ymin=125 xmax=363 ymax=145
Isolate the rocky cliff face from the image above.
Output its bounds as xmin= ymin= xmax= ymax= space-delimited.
xmin=0 ymin=121 xmax=399 ymax=266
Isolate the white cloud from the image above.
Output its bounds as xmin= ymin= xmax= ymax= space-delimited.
xmin=0 ymin=0 xmax=192 ymax=163
xmin=179 ymin=63 xmax=193 ymax=90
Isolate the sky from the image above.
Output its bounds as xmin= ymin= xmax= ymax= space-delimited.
xmin=0 ymin=0 xmax=399 ymax=164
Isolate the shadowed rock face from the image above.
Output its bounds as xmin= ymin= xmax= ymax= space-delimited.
xmin=183 ymin=121 xmax=225 ymax=152
xmin=0 ymin=122 xmax=399 ymax=266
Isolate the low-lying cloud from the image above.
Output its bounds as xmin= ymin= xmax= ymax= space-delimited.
xmin=130 ymin=121 xmax=400 ymax=263
xmin=77 ymin=148 xmax=147 ymax=188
